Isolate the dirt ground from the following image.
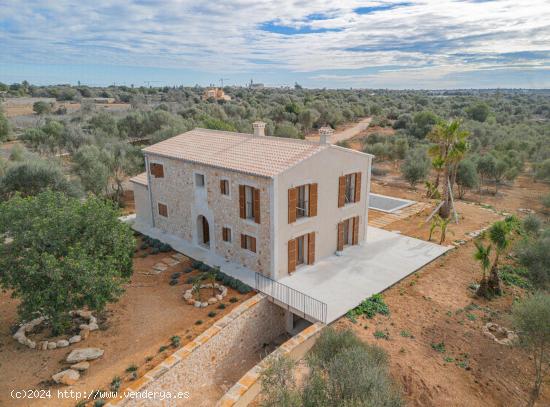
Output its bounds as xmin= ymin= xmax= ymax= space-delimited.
xmin=347 ymin=124 xmax=396 ymax=150
xmin=333 ymin=153 xmax=550 ymax=406
xmin=0 ymin=238 xmax=254 ymax=406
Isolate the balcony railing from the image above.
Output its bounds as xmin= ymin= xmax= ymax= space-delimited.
xmin=254 ymin=272 xmax=327 ymax=324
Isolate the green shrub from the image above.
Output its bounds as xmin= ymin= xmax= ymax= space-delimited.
xmin=373 ymin=330 xmax=389 ymax=340
xmin=140 ymin=242 xmax=149 ymax=250
xmin=160 ymin=243 xmax=171 ymax=252
xmin=191 ymin=260 xmax=202 ymax=269
xmin=499 ymin=265 xmax=532 ymax=289
xmin=184 ymin=267 xmax=193 ymax=273
xmin=229 ymin=297 xmax=238 ymax=303
xmin=169 ymin=279 xmax=178 ymax=286
xmin=199 ymin=263 xmax=211 ymax=272
xmin=195 ymin=320 xmax=203 ymax=325
xmin=262 ymin=328 xmax=403 ymax=407
xmin=159 ymin=345 xmax=168 ymax=352
xmin=110 ymin=376 xmax=121 ymax=392
xmin=94 ymin=401 xmax=106 ymax=407
xmin=171 ymin=335 xmax=181 ymax=347
xmin=171 ymin=272 xmax=181 ymax=279
xmin=125 ymin=364 xmax=137 ymax=372
xmin=346 ymin=294 xmax=389 ymax=319
xmin=431 ymin=342 xmax=446 ymax=353
xmin=208 ymin=311 xmax=216 ymax=318
xmin=218 ymin=303 xmax=226 ymax=309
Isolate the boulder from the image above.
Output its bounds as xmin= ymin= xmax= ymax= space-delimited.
xmin=200 ymin=302 xmax=209 ymax=308
xmin=153 ymin=263 xmax=168 ymax=272
xmin=88 ymin=323 xmax=99 ymax=331
xmin=186 ymin=299 xmax=195 ymax=305
xmin=79 ymin=324 xmax=90 ymax=330
xmin=66 ymin=348 xmax=104 ymax=363
xmin=77 ymin=310 xmax=92 ymax=319
xmin=183 ymin=291 xmax=193 ymax=300
xmin=52 ymin=369 xmax=80 ymax=385
xmin=39 ymin=341 xmax=49 ymax=350
xmin=208 ymin=297 xmax=218 ymax=304
xmin=194 ymin=301 xmax=201 ymax=308
xmin=79 ymin=328 xmax=90 ymax=340
xmin=47 ymin=342 xmax=57 ymax=350
xmin=69 ymin=335 xmax=81 ymax=344
xmin=216 ymin=294 xmax=223 ymax=301
xmin=27 ymin=340 xmax=36 ymax=349
xmin=56 ymin=340 xmax=70 ymax=348
xmin=70 ymin=361 xmax=90 ymax=371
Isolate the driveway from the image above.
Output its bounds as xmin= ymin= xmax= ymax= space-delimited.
xmin=306 ymin=117 xmax=371 ymax=144
xmin=278 ymin=227 xmax=452 ymax=323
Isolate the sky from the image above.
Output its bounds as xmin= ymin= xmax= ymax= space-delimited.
xmin=0 ymin=0 xmax=549 ymax=89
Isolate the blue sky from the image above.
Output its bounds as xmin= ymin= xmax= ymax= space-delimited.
xmin=0 ymin=0 xmax=549 ymax=89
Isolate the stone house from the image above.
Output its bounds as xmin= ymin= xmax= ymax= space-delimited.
xmin=131 ymin=122 xmax=372 ymax=281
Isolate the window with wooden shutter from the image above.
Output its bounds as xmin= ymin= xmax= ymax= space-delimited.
xmin=308 ymin=183 xmax=318 ymax=217
xmin=250 ymin=236 xmax=256 ymax=253
xmin=307 ymin=232 xmax=315 ymax=265
xmin=288 ymin=187 xmax=297 ymax=223
xmin=337 ymin=222 xmax=344 ymax=251
xmin=150 ymin=163 xmax=164 ymax=178
xmin=222 ymin=227 xmax=231 ymax=242
xmin=354 ymin=172 xmax=361 ymax=203
xmin=253 ymin=188 xmax=261 ymax=224
xmin=338 ymin=176 xmax=346 ymax=208
xmin=352 ymin=216 xmax=359 ymax=245
xmin=240 ymin=234 xmax=246 ymax=249
xmin=241 ymin=234 xmax=256 ymax=253
xmin=158 ymin=203 xmax=168 ymax=217
xmin=288 ymin=238 xmax=297 ymax=273
xmin=239 ymin=185 xmax=246 ymax=218
xmin=220 ymin=179 xmax=229 ymax=196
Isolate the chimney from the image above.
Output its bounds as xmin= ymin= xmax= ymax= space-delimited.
xmin=253 ymin=121 xmax=266 ymax=137
xmin=319 ymin=126 xmax=334 ymax=145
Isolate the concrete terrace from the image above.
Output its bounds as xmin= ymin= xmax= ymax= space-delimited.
xmin=125 ymin=215 xmax=451 ymax=324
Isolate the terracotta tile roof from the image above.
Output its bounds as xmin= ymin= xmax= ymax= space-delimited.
xmin=130 ymin=172 xmax=148 ymax=187
xmin=142 ymin=128 xmax=328 ymax=177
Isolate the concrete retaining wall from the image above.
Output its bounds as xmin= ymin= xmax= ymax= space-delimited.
xmin=106 ymin=294 xmax=286 ymax=407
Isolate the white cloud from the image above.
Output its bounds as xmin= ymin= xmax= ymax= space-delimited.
xmin=0 ymin=0 xmax=549 ymax=86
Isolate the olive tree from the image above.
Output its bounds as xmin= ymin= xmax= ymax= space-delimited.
xmin=0 ymin=108 xmax=9 ymax=142
xmin=511 ymin=293 xmax=550 ymax=407
xmin=0 ymin=191 xmax=135 ymax=333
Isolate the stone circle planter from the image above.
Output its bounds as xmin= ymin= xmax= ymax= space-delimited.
xmin=182 ymin=283 xmax=228 ymax=307
xmin=12 ymin=310 xmax=98 ymax=350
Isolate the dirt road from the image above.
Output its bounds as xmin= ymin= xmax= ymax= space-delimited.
xmin=306 ymin=117 xmax=371 ymax=144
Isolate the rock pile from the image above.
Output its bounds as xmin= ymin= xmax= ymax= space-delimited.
xmin=482 ymin=322 xmax=518 ymax=345
xmin=51 ymin=348 xmax=104 ymax=385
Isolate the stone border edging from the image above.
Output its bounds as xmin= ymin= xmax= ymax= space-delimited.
xmin=13 ymin=310 xmax=97 ymax=350
xmin=105 ymin=293 xmax=266 ymax=407
xmin=216 ymin=321 xmax=325 ymax=407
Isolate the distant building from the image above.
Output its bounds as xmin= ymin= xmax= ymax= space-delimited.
xmin=202 ymin=88 xmax=231 ymax=101
xmin=92 ymin=97 xmax=116 ymax=104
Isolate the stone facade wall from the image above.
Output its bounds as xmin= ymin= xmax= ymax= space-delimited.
xmin=146 ymin=154 xmax=273 ymax=276
xmin=106 ymin=294 xmax=286 ymax=407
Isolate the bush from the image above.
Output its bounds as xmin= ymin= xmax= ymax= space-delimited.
xmin=171 ymin=272 xmax=182 ymax=279
xmin=229 ymin=297 xmax=238 ymax=303
xmin=160 ymin=243 xmax=171 ymax=252
xmin=371 ymin=166 xmax=388 ymax=176
xmin=199 ymin=263 xmax=211 ymax=272
xmin=208 ymin=311 xmax=216 ymax=318
xmin=401 ymin=148 xmax=430 ymax=188
xmin=169 ymin=279 xmax=178 ymax=286
xmin=347 ymin=294 xmax=389 ymax=320
xmin=151 ymin=247 xmax=160 ymax=255
xmin=195 ymin=320 xmax=203 ymax=325
xmin=170 ymin=335 xmax=181 ymax=347
xmin=218 ymin=303 xmax=226 ymax=309
xmin=110 ymin=376 xmax=121 ymax=392
xmin=261 ymin=328 xmax=403 ymax=406
xmin=191 ymin=260 xmax=202 ymax=269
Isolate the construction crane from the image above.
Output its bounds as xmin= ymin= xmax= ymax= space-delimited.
xmin=219 ymin=78 xmax=229 ymax=88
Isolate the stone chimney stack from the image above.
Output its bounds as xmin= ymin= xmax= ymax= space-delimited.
xmin=253 ymin=121 xmax=266 ymax=137
xmin=319 ymin=126 xmax=334 ymax=145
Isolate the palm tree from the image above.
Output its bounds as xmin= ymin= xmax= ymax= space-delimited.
xmin=427 ymin=120 xmax=470 ymax=219
xmin=429 ymin=215 xmax=453 ymax=244
xmin=486 ymin=220 xmax=510 ymax=296
xmin=474 ymin=240 xmax=492 ymax=298
xmin=192 ymin=280 xmax=202 ymax=302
